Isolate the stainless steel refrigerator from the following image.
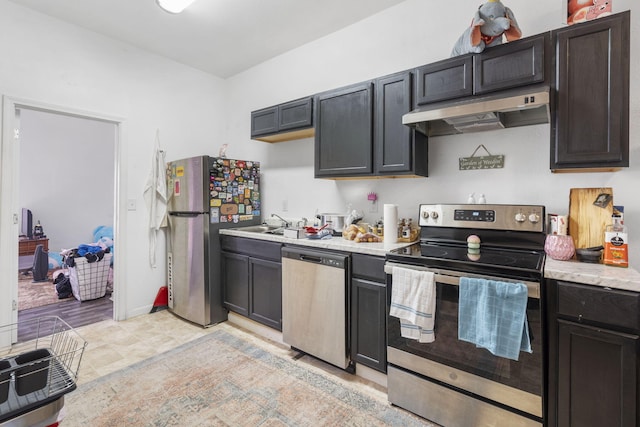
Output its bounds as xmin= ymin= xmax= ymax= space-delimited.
xmin=166 ymin=155 xmax=261 ymax=326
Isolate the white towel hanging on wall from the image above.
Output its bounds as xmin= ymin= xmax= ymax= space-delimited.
xmin=143 ymin=130 xmax=168 ymax=268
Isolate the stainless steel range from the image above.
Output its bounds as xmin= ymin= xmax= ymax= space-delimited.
xmin=385 ymin=204 xmax=546 ymax=427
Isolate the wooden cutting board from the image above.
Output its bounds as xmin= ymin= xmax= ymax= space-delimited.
xmin=568 ymin=187 xmax=613 ymax=249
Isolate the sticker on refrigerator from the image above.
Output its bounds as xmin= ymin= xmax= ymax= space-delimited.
xmin=210 ymin=207 xmax=220 ymax=223
xmin=210 ymin=199 xmax=221 ymax=207
xmin=221 ymin=204 xmax=238 ymax=215
xmin=176 ymin=166 xmax=185 ymax=177
xmin=174 ymin=179 xmax=180 ymax=196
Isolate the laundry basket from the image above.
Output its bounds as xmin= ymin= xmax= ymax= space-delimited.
xmin=68 ymin=253 xmax=112 ymax=301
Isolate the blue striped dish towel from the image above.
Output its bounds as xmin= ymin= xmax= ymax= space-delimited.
xmin=458 ymin=277 xmax=531 ymax=361
xmin=389 ymin=266 xmax=436 ymax=343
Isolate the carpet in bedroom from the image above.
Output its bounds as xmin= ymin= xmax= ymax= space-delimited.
xmin=63 ymin=327 xmax=435 ymax=426
xmin=17 ymin=271 xmax=72 ymax=311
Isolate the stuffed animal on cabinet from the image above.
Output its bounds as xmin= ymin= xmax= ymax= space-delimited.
xmin=451 ymin=0 xmax=522 ymax=57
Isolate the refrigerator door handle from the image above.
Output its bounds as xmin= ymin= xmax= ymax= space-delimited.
xmin=169 ymin=212 xmax=204 ymax=217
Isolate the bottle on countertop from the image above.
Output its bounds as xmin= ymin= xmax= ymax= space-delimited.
xmin=402 ymin=219 xmax=412 ymax=239
xmin=603 ymin=213 xmax=628 ymax=268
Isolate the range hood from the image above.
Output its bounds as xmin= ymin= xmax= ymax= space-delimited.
xmin=403 ymin=85 xmax=550 ymax=137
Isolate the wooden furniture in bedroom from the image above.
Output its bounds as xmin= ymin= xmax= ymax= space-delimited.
xmin=19 ymin=238 xmax=49 ymax=256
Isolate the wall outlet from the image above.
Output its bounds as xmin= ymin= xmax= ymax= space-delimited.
xmin=127 ymin=199 xmax=137 ymax=211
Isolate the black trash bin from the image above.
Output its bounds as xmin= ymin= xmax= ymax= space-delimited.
xmin=0 ymin=359 xmax=11 ymax=403
xmin=14 ymin=349 xmax=51 ymax=396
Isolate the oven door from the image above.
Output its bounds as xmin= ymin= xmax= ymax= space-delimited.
xmin=385 ymin=261 xmax=544 ymax=420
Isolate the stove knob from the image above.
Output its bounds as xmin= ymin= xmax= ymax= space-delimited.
xmin=422 ymin=210 xmax=430 ymax=219
xmin=430 ymin=211 xmax=439 ymax=219
xmin=515 ymin=212 xmax=526 ymax=223
xmin=529 ymin=213 xmax=540 ymax=224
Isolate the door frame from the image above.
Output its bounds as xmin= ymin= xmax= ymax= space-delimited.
xmin=0 ymin=95 xmax=128 ymax=334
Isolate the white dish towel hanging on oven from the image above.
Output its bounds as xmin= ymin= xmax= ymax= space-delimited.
xmin=458 ymin=277 xmax=532 ymax=361
xmin=389 ymin=266 xmax=436 ymax=343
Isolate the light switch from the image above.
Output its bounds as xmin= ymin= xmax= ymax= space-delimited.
xmin=127 ymin=199 xmax=137 ymax=211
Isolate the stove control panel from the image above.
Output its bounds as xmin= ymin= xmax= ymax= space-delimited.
xmin=419 ymin=204 xmax=545 ymax=232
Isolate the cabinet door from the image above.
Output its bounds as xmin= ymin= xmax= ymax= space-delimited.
xmin=278 ymin=97 xmax=312 ymax=131
xmin=375 ymin=71 xmax=422 ymax=176
xmin=314 ymin=82 xmax=373 ymax=177
xmin=415 ymin=56 xmax=473 ymax=105
xmin=221 ymin=251 xmax=249 ymax=316
xmin=250 ymin=106 xmax=279 ymax=137
xmin=474 ymin=33 xmax=548 ymax=94
xmin=557 ymin=320 xmax=637 ymax=427
xmin=249 ymin=258 xmax=282 ymax=331
xmin=551 ymin=12 xmax=629 ymax=171
xmin=351 ymin=277 xmax=386 ymax=372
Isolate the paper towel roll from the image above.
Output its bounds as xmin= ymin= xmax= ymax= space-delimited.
xmin=384 ymin=204 xmax=398 ymax=246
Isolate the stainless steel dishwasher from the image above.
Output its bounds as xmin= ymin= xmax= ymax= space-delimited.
xmin=281 ymin=246 xmax=352 ymax=371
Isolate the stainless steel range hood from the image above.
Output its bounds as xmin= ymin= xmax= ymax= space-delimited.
xmin=403 ymin=86 xmax=550 ymax=137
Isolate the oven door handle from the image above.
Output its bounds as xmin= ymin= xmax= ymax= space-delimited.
xmin=384 ymin=262 xmax=540 ymax=299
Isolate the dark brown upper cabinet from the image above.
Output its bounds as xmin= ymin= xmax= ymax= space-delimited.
xmin=314 ymin=81 xmax=374 ymax=178
xmin=415 ymin=55 xmax=473 ymax=105
xmin=474 ymin=32 xmax=549 ymax=94
xmin=375 ymin=71 xmax=428 ymax=177
xmin=415 ymin=33 xmax=549 ymax=106
xmin=314 ymin=73 xmax=428 ymax=179
xmin=550 ymin=11 xmax=630 ymax=172
xmin=251 ymin=97 xmax=314 ymax=142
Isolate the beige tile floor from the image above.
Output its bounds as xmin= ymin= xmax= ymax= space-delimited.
xmin=72 ymin=310 xmax=388 ymax=400
xmin=73 ymin=310 xmax=221 ymax=384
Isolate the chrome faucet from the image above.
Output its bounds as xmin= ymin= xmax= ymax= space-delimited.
xmin=271 ymin=213 xmax=290 ymax=228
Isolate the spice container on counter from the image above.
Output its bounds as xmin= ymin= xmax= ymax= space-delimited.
xmin=603 ymin=212 xmax=628 ymax=267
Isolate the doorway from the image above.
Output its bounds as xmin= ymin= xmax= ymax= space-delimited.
xmin=0 ymin=96 xmax=126 ymax=339
xmin=17 ymin=108 xmax=115 ymax=326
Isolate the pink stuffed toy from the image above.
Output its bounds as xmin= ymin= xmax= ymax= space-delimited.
xmin=568 ymin=0 xmax=612 ymax=25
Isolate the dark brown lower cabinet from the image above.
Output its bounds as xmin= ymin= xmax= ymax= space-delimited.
xmin=221 ymin=236 xmax=282 ymax=330
xmin=557 ymin=320 xmax=637 ymax=427
xmin=547 ymin=279 xmax=640 ymax=427
xmin=351 ymin=254 xmax=386 ymax=373
xmin=248 ymin=258 xmax=282 ymax=330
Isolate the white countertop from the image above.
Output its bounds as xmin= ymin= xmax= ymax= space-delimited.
xmin=544 ymin=258 xmax=640 ymax=292
xmin=221 ymin=228 xmax=640 ymax=292
xmin=220 ymin=228 xmax=412 ymax=257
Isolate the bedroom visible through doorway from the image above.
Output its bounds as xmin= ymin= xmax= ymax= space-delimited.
xmin=16 ymin=108 xmax=116 ymax=325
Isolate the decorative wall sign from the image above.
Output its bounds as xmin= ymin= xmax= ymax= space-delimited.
xmin=459 ymin=144 xmax=504 ymax=170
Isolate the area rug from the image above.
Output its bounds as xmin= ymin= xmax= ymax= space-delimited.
xmin=63 ymin=328 xmax=434 ymax=426
xmin=17 ymin=271 xmax=72 ymax=311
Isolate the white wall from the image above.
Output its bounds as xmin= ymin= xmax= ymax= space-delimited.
xmin=19 ymin=109 xmax=115 ymax=252
xmin=0 ymin=0 xmax=229 ymax=318
xmin=227 ymin=0 xmax=640 ymax=267
xmin=1 ymin=0 xmax=638 ymax=323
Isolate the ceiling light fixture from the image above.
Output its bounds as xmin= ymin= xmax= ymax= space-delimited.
xmin=156 ymin=0 xmax=198 ymax=14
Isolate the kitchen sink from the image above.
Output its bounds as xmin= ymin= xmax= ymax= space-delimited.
xmin=234 ymin=225 xmax=285 ymax=235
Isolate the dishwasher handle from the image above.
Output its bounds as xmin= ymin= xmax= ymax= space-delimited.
xmin=281 ymin=246 xmax=348 ymax=269
xmin=300 ymin=254 xmax=323 ymax=264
